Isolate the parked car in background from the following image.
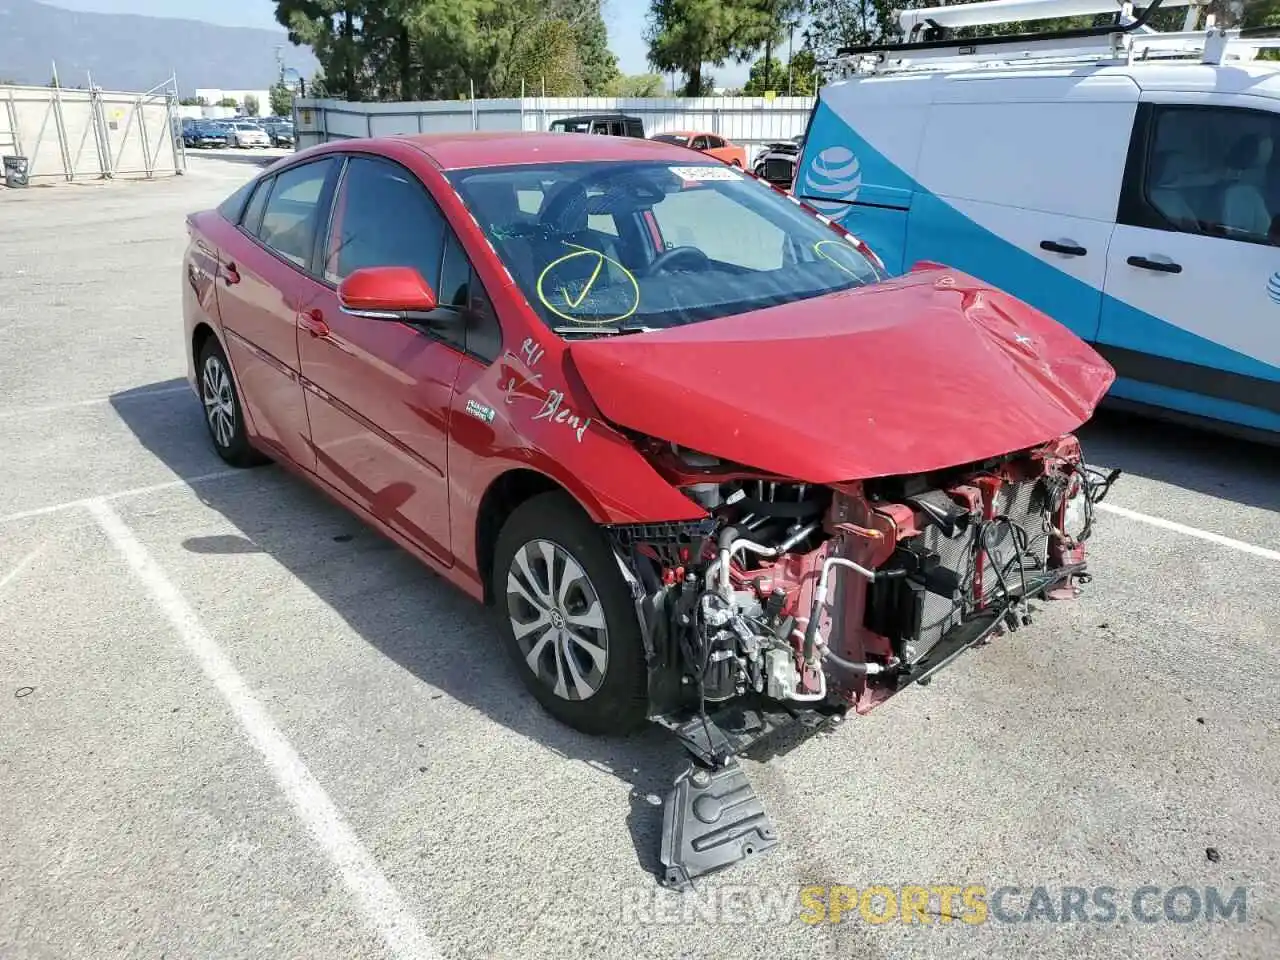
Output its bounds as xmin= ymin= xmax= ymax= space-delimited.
xmin=263 ymin=120 xmax=295 ymax=148
xmin=185 ymin=121 xmax=229 ymax=149
xmin=549 ymin=113 xmax=645 ymax=138
xmin=649 ymin=131 xmax=747 ymax=167
xmin=752 ymin=135 xmax=805 ymax=187
xmin=227 ymin=122 xmax=270 ymax=149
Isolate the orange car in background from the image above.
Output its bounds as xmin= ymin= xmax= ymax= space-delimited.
xmin=649 ymin=130 xmax=748 ymax=167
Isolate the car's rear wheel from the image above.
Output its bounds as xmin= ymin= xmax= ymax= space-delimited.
xmin=197 ymin=336 xmax=268 ymax=468
xmin=493 ymin=491 xmax=649 ymax=736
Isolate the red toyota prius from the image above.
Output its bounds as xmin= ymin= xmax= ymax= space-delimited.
xmin=182 ymin=130 xmax=1117 ymax=777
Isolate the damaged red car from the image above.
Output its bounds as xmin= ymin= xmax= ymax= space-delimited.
xmin=183 ymin=131 xmax=1119 ymax=887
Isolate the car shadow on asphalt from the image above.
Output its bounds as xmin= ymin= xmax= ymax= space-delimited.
xmin=110 ymin=379 xmax=685 ymax=879
xmin=1077 ymin=407 xmax=1280 ymax=515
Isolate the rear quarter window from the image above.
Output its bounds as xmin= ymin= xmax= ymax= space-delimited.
xmin=216 ymin=179 xmax=258 ymax=223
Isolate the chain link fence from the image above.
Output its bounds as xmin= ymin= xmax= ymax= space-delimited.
xmin=0 ymin=77 xmax=186 ymax=186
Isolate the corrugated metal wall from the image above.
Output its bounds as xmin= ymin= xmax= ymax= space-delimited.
xmin=293 ymin=96 xmax=816 ymax=160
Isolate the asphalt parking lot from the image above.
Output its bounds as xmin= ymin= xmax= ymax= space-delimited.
xmin=2 ymin=152 xmax=1278 ymax=960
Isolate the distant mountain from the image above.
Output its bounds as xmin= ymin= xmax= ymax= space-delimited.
xmin=0 ymin=0 xmax=319 ymax=93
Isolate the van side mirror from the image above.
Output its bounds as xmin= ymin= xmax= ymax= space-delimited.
xmin=337 ymin=266 xmax=439 ymax=321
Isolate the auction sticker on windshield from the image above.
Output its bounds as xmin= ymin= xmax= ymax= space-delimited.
xmin=669 ymin=165 xmax=742 ymax=182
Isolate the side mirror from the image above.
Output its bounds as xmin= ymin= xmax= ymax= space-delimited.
xmin=337 ymin=266 xmax=439 ymax=321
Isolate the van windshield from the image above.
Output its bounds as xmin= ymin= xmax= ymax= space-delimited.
xmin=445 ymin=160 xmax=885 ymax=333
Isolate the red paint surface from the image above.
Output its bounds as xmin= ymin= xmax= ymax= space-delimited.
xmin=568 ymin=266 xmax=1115 ymax=483
xmin=338 ymin=266 xmax=438 ymax=313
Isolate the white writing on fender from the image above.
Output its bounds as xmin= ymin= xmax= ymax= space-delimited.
xmin=532 ymin=389 xmax=590 ymax=443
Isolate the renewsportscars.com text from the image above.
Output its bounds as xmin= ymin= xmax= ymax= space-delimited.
xmin=619 ymin=884 xmax=1250 ymax=926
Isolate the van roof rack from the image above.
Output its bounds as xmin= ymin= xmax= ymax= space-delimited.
xmin=829 ymin=0 xmax=1280 ymax=75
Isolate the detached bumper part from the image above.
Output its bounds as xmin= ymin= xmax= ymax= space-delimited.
xmin=659 ymin=758 xmax=778 ymax=890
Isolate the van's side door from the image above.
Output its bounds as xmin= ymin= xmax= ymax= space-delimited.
xmin=904 ymin=90 xmax=1132 ymax=343
xmin=1097 ymin=98 xmax=1280 ymax=433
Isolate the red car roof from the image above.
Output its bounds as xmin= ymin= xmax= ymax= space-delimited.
xmin=387 ymin=131 xmax=702 ymax=170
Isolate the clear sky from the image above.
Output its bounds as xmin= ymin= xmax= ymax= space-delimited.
xmin=48 ymin=0 xmax=756 ymax=88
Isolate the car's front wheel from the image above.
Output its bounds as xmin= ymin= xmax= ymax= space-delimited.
xmin=197 ymin=336 xmax=268 ymax=468
xmin=493 ymin=491 xmax=649 ymax=737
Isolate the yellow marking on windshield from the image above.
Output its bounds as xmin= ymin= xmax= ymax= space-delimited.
xmin=564 ymin=252 xmax=604 ymax=308
xmin=536 ymin=242 xmax=641 ymax=325
xmin=813 ymin=239 xmax=869 ymax=278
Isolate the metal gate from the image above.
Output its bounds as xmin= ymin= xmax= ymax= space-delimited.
xmin=0 ymin=74 xmax=185 ymax=184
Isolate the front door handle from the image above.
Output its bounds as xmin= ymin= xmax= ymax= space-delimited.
xmin=1040 ymin=239 xmax=1087 ymax=257
xmin=1127 ymin=254 xmax=1182 ymax=274
xmin=298 ymin=308 xmax=331 ymax=338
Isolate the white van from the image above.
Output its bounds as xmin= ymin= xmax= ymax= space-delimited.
xmin=793 ymin=0 xmax=1280 ymax=440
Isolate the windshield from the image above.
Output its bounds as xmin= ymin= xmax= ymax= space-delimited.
xmin=445 ymin=160 xmax=885 ymax=333
xmin=651 ymin=134 xmax=690 ymax=146
xmin=550 ymin=120 xmax=591 ymax=134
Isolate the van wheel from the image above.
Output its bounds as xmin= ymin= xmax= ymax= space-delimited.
xmin=493 ymin=491 xmax=649 ymax=736
xmin=197 ymin=336 xmax=268 ymax=468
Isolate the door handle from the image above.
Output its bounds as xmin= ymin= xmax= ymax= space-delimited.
xmin=1039 ymin=239 xmax=1087 ymax=257
xmin=298 ymin=308 xmax=331 ymax=338
xmin=220 ymin=260 xmax=240 ymax=285
xmin=1126 ymin=254 xmax=1182 ymax=274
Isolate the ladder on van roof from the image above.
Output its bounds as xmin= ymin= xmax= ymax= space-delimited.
xmin=828 ymin=0 xmax=1280 ymax=76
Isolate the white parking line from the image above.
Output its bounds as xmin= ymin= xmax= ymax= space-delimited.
xmin=0 ymin=470 xmax=244 ymax=526
xmin=87 ymin=498 xmax=439 ymax=960
xmin=1098 ymin=502 xmax=1280 ymax=562
xmin=0 ymin=384 xmax=191 ymax=420
xmin=0 ymin=545 xmax=44 ymax=594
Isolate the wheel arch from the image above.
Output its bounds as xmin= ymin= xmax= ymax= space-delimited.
xmin=474 ymin=467 xmax=576 ymax=606
xmin=192 ymin=321 xmax=217 ymax=367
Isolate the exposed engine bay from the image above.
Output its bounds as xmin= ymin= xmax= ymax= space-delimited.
xmin=606 ymin=433 xmax=1120 ymax=890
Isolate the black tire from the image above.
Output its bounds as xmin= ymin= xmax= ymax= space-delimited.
xmin=493 ymin=491 xmax=649 ymax=736
xmin=197 ymin=335 xmax=269 ymax=468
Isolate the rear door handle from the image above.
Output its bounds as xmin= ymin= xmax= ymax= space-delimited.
xmin=298 ymin=308 xmax=331 ymax=338
xmin=1127 ymin=255 xmax=1182 ymax=274
xmin=220 ymin=260 xmax=240 ymax=285
xmin=1039 ymin=239 xmax=1087 ymax=257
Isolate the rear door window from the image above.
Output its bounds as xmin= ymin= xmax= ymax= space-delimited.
xmin=240 ymin=177 xmax=272 ymax=234
xmin=255 ymin=157 xmax=339 ymax=269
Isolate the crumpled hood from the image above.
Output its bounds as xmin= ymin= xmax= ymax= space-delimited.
xmin=565 ymin=266 xmax=1115 ymax=483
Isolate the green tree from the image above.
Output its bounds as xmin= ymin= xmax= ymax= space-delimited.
xmin=604 ymin=72 xmax=668 ymax=97
xmin=267 ymin=0 xmax=616 ymax=102
xmin=804 ymin=0 xmax=892 ymax=56
xmin=269 ymin=82 xmax=294 ymax=115
xmin=506 ymin=18 xmax=585 ymax=95
xmin=217 ymin=97 xmax=239 ymax=108
xmin=646 ymin=0 xmax=780 ymax=96
xmin=243 ymin=94 xmax=261 ymax=116
xmin=755 ymin=0 xmax=807 ymax=94
xmin=275 ymin=0 xmax=365 ymax=101
xmin=787 ymin=48 xmax=819 ymax=94
xmin=551 ymin=0 xmax=620 ymax=93
xmin=743 ymin=56 xmax=785 ymax=94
